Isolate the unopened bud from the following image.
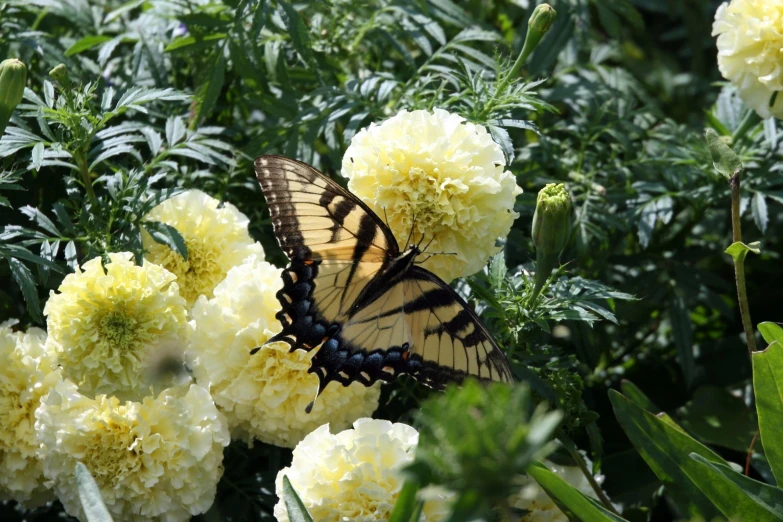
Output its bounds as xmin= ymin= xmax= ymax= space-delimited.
xmin=519 ymin=4 xmax=557 ymax=65
xmin=49 ymin=64 xmax=70 ymax=86
xmin=532 ymin=183 xmax=571 ymax=256
xmin=0 ymin=58 xmax=27 ymax=136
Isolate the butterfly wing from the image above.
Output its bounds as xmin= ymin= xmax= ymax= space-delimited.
xmin=310 ymin=266 xmax=515 ymax=391
xmin=254 ymin=155 xmax=399 ymax=350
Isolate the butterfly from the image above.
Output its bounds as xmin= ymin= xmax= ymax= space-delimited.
xmin=254 ymin=155 xmax=515 ymax=409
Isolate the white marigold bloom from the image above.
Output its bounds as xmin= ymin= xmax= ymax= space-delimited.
xmin=44 ymin=252 xmax=188 ymax=400
xmin=342 ymin=108 xmax=522 ymax=283
xmin=274 ymin=419 xmax=452 ymax=522
xmin=510 ymin=460 xmax=603 ymax=521
xmin=0 ymin=321 xmax=58 ymax=507
xmin=713 ymin=0 xmax=783 ymax=119
xmin=35 ymin=380 xmax=229 ymax=522
xmin=142 ymin=189 xmax=264 ymax=305
xmin=187 ymin=255 xmax=380 ymax=448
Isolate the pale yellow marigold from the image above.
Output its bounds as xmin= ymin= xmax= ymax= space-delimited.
xmin=35 ymin=380 xmax=229 ymax=522
xmin=274 ymin=419 xmax=452 ymax=522
xmin=510 ymin=459 xmax=603 ymax=521
xmin=187 ymin=255 xmax=380 ymax=448
xmin=44 ymin=252 xmax=188 ymax=400
xmin=713 ymin=0 xmax=783 ymax=119
xmin=142 ymin=189 xmax=264 ymax=305
xmin=342 ymin=108 xmax=522 ymax=283
xmin=0 ymin=321 xmax=58 ymax=507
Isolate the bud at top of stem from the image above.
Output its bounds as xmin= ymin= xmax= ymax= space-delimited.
xmin=49 ymin=63 xmax=70 ymax=86
xmin=532 ymin=183 xmax=571 ymax=256
xmin=529 ymin=3 xmax=557 ymax=35
xmin=0 ymin=58 xmax=27 ymax=136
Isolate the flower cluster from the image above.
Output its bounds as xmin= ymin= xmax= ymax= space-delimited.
xmin=713 ymin=0 xmax=783 ymax=119
xmin=44 ymin=252 xmax=188 ymax=400
xmin=0 ymin=321 xmax=58 ymax=507
xmin=35 ymin=381 xmax=229 ymax=522
xmin=187 ymin=255 xmax=380 ymax=448
xmin=142 ymin=189 xmax=264 ymax=305
xmin=342 ymin=108 xmax=522 ymax=283
xmin=275 ymin=419 xmax=453 ymax=521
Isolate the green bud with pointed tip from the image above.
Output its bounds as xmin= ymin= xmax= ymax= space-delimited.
xmin=530 ymin=183 xmax=571 ymax=304
xmin=49 ymin=63 xmax=70 ymax=87
xmin=0 ymin=58 xmax=27 ymax=136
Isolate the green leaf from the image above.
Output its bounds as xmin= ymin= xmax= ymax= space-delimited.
xmin=195 ymin=50 xmax=226 ymax=125
xmin=705 ymin=128 xmax=742 ymax=179
xmin=677 ymin=386 xmax=758 ymax=452
xmin=278 ymin=0 xmax=315 ymax=66
xmin=389 ymin=480 xmax=422 ymax=522
xmin=620 ymin=380 xmax=660 ymax=413
xmin=688 ymin=453 xmax=783 ymax=520
xmin=6 ymin=256 xmax=42 ymax=323
xmin=759 ymin=322 xmax=783 ymax=345
xmin=726 ymin=241 xmax=761 ymax=264
xmin=671 ymin=293 xmax=694 ymax=388
xmin=76 ymin=462 xmax=114 ymax=522
xmin=609 ymin=390 xmax=724 ymax=520
xmin=753 ymin=342 xmax=783 ymax=483
xmin=164 ymin=33 xmax=226 ymax=52
xmin=527 ymin=462 xmax=629 ymax=521
xmin=282 ymin=475 xmax=314 ymax=522
xmin=65 ymin=35 xmax=113 ymax=56
xmin=142 ymin=221 xmax=188 ymax=261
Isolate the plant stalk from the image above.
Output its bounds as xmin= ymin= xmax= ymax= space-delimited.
xmin=76 ymin=152 xmax=96 ymax=203
xmin=560 ymin=434 xmax=619 ymax=515
xmin=730 ymin=173 xmax=756 ymax=355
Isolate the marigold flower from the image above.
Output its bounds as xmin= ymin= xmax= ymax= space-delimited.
xmin=713 ymin=0 xmax=783 ymax=119
xmin=510 ymin=459 xmax=603 ymax=521
xmin=35 ymin=381 xmax=229 ymax=522
xmin=342 ymin=109 xmax=522 ymax=283
xmin=274 ymin=419 xmax=452 ymax=522
xmin=187 ymin=255 xmax=380 ymax=448
xmin=44 ymin=252 xmax=188 ymax=400
xmin=142 ymin=189 xmax=264 ymax=305
xmin=0 ymin=321 xmax=58 ymax=507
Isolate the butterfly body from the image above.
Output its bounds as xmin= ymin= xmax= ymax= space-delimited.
xmin=254 ymin=155 xmax=515 ymax=402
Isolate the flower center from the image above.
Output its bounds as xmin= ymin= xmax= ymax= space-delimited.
xmin=153 ymin=238 xmax=225 ymax=304
xmin=99 ymin=311 xmax=139 ymax=352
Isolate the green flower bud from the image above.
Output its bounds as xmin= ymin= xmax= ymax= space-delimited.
xmin=519 ymin=4 xmax=557 ymax=65
xmin=0 ymin=58 xmax=27 ymax=136
xmin=49 ymin=63 xmax=70 ymax=86
xmin=530 ymin=183 xmax=571 ymax=305
xmin=532 ymin=183 xmax=571 ymax=256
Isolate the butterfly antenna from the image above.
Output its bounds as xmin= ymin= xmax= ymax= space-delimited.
xmin=404 ymin=213 xmax=418 ymax=250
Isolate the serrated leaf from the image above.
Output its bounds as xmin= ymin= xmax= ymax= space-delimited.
xmin=30 ymin=142 xmax=44 ymax=172
xmin=6 ymin=256 xmax=42 ymax=323
xmin=705 ymin=128 xmax=742 ymax=179
xmin=282 ymin=476 xmax=314 ymax=522
xmin=75 ymin=462 xmax=114 ymax=522
xmin=142 ymin=221 xmax=188 ymax=261
xmin=195 ymin=50 xmax=226 ymax=125
xmin=278 ymin=1 xmax=315 ymax=66
xmin=752 ymin=192 xmax=769 ymax=233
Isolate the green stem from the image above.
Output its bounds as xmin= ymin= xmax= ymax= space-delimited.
xmin=731 ymin=110 xmax=760 ymax=144
xmin=560 ymin=434 xmax=619 ymax=516
xmin=730 ymin=173 xmax=756 ymax=355
xmin=75 ymin=152 xmax=96 ymax=203
xmin=530 ymin=250 xmax=555 ymax=305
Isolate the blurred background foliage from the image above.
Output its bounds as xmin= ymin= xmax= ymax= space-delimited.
xmin=2 ymin=0 xmax=781 ymax=520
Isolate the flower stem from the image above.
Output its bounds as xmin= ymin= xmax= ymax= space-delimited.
xmin=730 ymin=173 xmax=756 ymax=355
xmin=559 ymin=433 xmax=619 ymax=515
xmin=75 ymin=152 xmax=96 ymax=203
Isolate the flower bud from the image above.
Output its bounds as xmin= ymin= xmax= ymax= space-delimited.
xmin=532 ymin=183 xmax=571 ymax=256
xmin=0 ymin=58 xmax=27 ymax=136
xmin=49 ymin=64 xmax=69 ymax=86
xmin=530 ymin=183 xmax=571 ymax=305
xmin=519 ymin=4 xmax=557 ymax=65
